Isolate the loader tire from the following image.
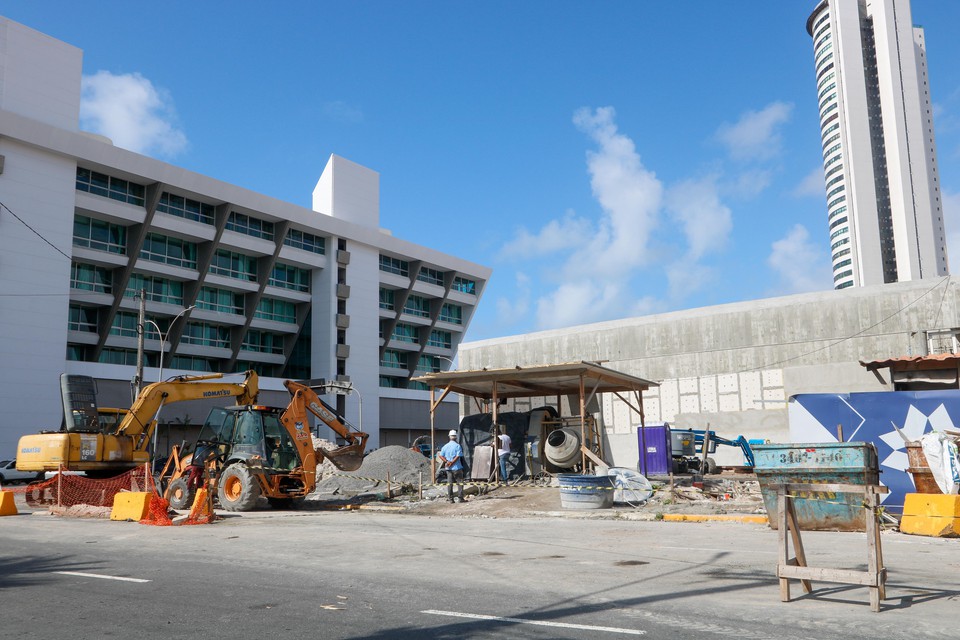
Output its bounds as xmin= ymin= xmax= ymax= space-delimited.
xmin=217 ymin=464 xmax=260 ymax=511
xmin=167 ymin=477 xmax=195 ymax=510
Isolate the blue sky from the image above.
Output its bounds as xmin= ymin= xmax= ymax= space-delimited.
xmin=7 ymin=1 xmax=960 ymax=341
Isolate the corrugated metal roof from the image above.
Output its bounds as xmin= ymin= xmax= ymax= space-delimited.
xmin=860 ymin=353 xmax=960 ymax=371
xmin=412 ymin=361 xmax=657 ymax=399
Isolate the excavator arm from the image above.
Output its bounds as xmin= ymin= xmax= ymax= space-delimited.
xmin=116 ymin=371 xmax=259 ymax=446
xmin=280 ymin=380 xmax=368 ymax=472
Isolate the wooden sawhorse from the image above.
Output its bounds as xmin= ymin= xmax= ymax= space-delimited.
xmin=777 ymin=482 xmax=888 ymax=612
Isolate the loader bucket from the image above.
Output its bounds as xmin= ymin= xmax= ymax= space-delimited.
xmin=320 ymin=444 xmax=365 ymax=472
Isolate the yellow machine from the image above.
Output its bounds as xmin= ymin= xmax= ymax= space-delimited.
xmin=16 ymin=372 xmax=259 ymax=476
xmin=162 ymin=378 xmax=369 ymax=511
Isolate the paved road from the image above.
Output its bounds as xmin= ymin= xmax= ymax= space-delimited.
xmin=1 ymin=508 xmax=958 ymax=639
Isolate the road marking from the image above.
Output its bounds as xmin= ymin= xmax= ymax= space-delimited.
xmin=422 ymin=610 xmax=645 ymax=636
xmin=55 ymin=571 xmax=151 ymax=583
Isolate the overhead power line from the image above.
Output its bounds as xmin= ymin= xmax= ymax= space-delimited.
xmin=0 ymin=200 xmax=72 ymax=261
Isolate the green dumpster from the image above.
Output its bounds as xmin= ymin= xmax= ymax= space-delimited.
xmin=753 ymin=442 xmax=880 ymax=532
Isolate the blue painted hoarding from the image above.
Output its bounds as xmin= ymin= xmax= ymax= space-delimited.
xmin=789 ymin=390 xmax=960 ymax=513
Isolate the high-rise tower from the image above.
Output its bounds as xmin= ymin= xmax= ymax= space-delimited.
xmin=807 ymin=0 xmax=948 ymax=289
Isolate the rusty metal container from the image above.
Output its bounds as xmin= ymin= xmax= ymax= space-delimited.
xmin=906 ymin=442 xmax=942 ymax=494
xmin=753 ymin=442 xmax=880 ymax=531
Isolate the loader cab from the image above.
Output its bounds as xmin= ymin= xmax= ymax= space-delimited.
xmin=197 ymin=406 xmax=298 ymax=470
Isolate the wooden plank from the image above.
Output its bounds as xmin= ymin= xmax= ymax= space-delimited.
xmin=778 ymin=492 xmax=790 ymax=602
xmin=579 ymin=445 xmax=607 ymax=469
xmin=778 ymin=565 xmax=886 ymax=587
xmin=786 ymin=500 xmax=813 ymax=594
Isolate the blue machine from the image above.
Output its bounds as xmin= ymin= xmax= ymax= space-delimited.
xmin=689 ymin=430 xmax=755 ymax=468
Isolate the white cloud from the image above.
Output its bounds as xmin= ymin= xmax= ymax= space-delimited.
xmin=323 ymin=100 xmax=364 ymax=124
xmin=716 ymin=101 xmax=793 ymax=161
xmin=793 ymin=166 xmax=825 ymax=198
xmin=495 ymin=272 xmax=532 ymax=321
xmin=767 ymin=224 xmax=832 ymax=294
xmin=81 ymin=71 xmax=187 ymax=157
xmin=570 ymin=106 xmax=664 ymax=279
xmin=526 ymin=107 xmax=665 ymax=330
xmin=726 ymin=168 xmax=773 ymax=200
xmin=498 ymin=210 xmax=593 ymax=261
xmin=943 ymin=189 xmax=960 ymax=273
xmin=665 ymin=175 xmax=732 ymax=260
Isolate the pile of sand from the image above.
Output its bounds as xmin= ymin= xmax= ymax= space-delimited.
xmin=313 ymin=445 xmax=431 ymax=496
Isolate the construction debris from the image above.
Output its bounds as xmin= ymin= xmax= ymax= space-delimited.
xmin=312 ymin=446 xmax=431 ymax=497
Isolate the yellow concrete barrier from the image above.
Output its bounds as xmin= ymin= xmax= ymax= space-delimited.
xmin=0 ymin=491 xmax=18 ymax=516
xmin=110 ymin=492 xmax=152 ymax=521
xmin=899 ymin=493 xmax=960 ymax=538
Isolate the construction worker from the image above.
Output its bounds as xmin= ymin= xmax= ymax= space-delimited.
xmin=438 ymin=429 xmax=464 ymax=503
xmin=497 ymin=426 xmax=512 ymax=483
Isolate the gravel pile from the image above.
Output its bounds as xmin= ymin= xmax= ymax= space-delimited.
xmin=313 ymin=445 xmax=431 ymax=496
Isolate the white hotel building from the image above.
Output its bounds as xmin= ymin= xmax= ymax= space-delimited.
xmin=0 ymin=18 xmax=489 ymax=455
xmin=808 ymin=0 xmax=948 ymax=289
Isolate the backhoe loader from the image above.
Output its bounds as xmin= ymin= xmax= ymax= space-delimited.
xmin=16 ymin=371 xmax=259 ymax=476
xmin=162 ymin=379 xmax=369 ymax=511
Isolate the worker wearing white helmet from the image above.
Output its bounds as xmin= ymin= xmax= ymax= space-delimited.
xmin=438 ymin=429 xmax=464 ymax=503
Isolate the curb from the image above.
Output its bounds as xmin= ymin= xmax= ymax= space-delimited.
xmin=661 ymin=513 xmax=769 ymax=524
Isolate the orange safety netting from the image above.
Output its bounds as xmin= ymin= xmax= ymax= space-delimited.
xmin=10 ymin=466 xmax=157 ymax=508
xmin=140 ymin=495 xmax=174 ymax=526
xmin=7 ymin=467 xmax=217 ymax=526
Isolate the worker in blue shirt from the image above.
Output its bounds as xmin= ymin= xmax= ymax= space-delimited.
xmin=438 ymin=429 xmax=465 ymax=503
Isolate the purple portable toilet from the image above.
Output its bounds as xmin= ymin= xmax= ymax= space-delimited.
xmin=638 ymin=423 xmax=672 ymax=476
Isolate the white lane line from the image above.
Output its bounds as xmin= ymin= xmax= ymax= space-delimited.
xmin=55 ymin=571 xmax=151 ymax=583
xmin=422 ymin=610 xmax=645 ymax=636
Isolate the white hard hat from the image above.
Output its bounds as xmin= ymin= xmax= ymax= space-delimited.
xmin=448 ymin=430 xmax=458 ymax=437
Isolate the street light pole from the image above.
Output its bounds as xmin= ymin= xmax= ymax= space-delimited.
xmin=145 ymin=304 xmax=194 ymax=472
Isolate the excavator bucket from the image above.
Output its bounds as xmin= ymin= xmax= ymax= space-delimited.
xmin=319 ymin=443 xmax=365 ymax=472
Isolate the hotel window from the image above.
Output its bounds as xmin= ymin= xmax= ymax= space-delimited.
xmin=284 ymin=229 xmax=325 ymax=254
xmin=140 ymin=233 xmax=198 ymax=270
xmin=73 ymin=215 xmax=126 ymax=254
xmin=427 ymin=330 xmax=452 ymax=349
xmin=196 ymin=287 xmax=244 ymax=314
xmin=241 ymin=330 xmax=284 ymax=354
xmin=379 ymin=255 xmax=409 ymax=276
xmin=452 ymin=277 xmax=476 ymax=295
xmin=381 ymin=350 xmax=406 ymax=369
xmin=379 ymin=288 xmax=395 ymax=311
xmin=209 ymin=249 xmax=257 ymax=281
xmin=391 ymin=323 xmax=419 ymax=344
xmin=157 ymin=192 xmax=215 ymax=225
xmin=70 ymin=263 xmax=112 ymax=294
xmin=417 ymin=267 xmax=444 ymax=286
xmin=403 ymin=295 xmax=430 ymax=318
xmin=68 ymin=305 xmax=99 ymax=333
xmin=182 ymin=322 xmax=231 ymax=348
xmin=125 ymin=274 xmax=184 ymax=306
xmin=111 ymin=311 xmax=162 ymax=339
xmin=226 ymin=212 xmax=274 ymax=240
xmin=268 ymin=263 xmax=310 ymax=292
xmin=439 ymin=303 xmax=462 ymax=325
xmin=255 ymin=298 xmax=297 ymax=323
xmin=76 ymin=168 xmax=145 ymax=206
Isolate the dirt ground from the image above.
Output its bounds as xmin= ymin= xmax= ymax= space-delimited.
xmin=394 ymin=472 xmax=768 ymax=520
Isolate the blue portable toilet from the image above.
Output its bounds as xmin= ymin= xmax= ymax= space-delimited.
xmin=637 ymin=423 xmax=672 ymax=476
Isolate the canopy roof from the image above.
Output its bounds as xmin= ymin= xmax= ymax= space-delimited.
xmin=860 ymin=353 xmax=960 ymax=371
xmin=413 ymin=361 xmax=657 ymax=399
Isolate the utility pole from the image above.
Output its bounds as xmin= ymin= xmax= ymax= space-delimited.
xmin=133 ymin=288 xmax=146 ymax=403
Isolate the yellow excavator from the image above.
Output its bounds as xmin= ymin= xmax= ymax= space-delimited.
xmin=16 ymin=372 xmax=259 ymax=476
xmin=162 ymin=379 xmax=369 ymax=511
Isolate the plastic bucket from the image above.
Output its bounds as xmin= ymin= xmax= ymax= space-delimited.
xmin=558 ymin=473 xmax=614 ymax=509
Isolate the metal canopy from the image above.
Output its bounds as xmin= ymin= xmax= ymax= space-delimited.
xmin=416 ymin=361 xmax=657 ymax=480
xmin=413 ymin=361 xmax=658 ymax=398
